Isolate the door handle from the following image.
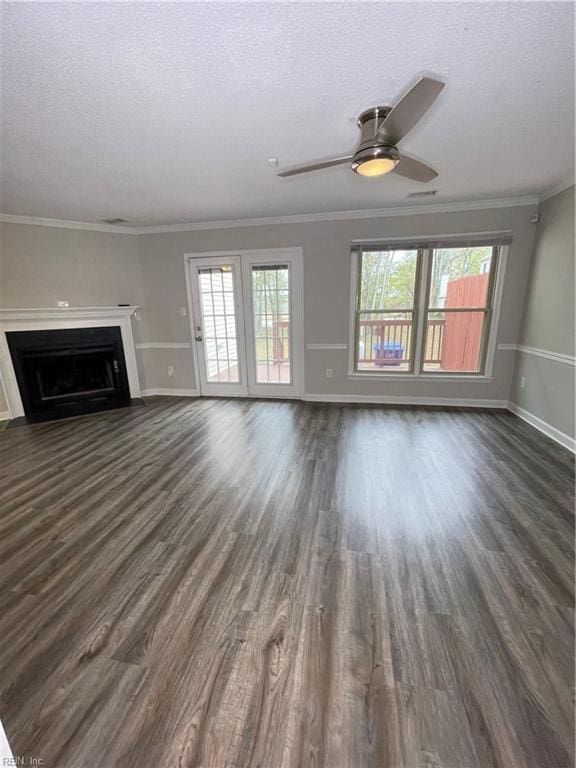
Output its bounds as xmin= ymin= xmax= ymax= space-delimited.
xmin=195 ymin=324 xmax=202 ymax=342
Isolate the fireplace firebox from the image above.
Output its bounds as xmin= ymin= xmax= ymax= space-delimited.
xmin=7 ymin=326 xmax=131 ymax=421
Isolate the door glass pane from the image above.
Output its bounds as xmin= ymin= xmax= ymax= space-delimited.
xmin=428 ymin=247 xmax=493 ymax=308
xmin=359 ymin=250 xmax=418 ymax=310
xmin=357 ymin=311 xmax=413 ymax=372
xmin=252 ymin=265 xmax=291 ymax=384
xmin=197 ymin=266 xmax=240 ymax=383
xmin=423 ymin=311 xmax=487 ymax=372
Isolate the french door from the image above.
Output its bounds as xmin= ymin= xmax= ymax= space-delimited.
xmin=186 ymin=249 xmax=302 ymax=398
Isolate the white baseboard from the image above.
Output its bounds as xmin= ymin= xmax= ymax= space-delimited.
xmin=303 ymin=394 xmax=508 ymax=408
xmin=0 ymin=410 xmax=10 ymax=422
xmin=139 ymin=391 xmax=508 ymax=409
xmin=141 ymin=388 xmax=198 ymax=397
xmin=507 ymin=401 xmax=575 ymax=453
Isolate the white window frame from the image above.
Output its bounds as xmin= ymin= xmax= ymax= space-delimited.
xmin=348 ymin=238 xmax=509 ymax=382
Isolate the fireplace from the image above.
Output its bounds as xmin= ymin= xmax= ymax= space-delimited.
xmin=6 ymin=326 xmax=131 ymax=421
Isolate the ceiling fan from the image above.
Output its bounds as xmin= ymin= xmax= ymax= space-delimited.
xmin=277 ymin=76 xmax=445 ymax=182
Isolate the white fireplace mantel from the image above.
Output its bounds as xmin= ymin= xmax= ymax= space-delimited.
xmin=0 ymin=306 xmax=141 ymax=419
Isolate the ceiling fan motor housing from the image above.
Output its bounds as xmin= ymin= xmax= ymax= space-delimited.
xmin=357 ymin=106 xmax=393 ymax=148
xmin=353 ymin=107 xmax=399 ymax=173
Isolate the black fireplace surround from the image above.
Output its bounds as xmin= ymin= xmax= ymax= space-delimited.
xmin=7 ymin=326 xmax=131 ymax=422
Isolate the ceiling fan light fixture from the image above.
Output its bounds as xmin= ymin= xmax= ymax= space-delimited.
xmin=355 ymin=157 xmax=396 ymax=177
xmin=352 ymin=146 xmax=400 ymax=177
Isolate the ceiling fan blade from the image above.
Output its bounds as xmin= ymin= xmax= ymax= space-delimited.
xmin=393 ymin=155 xmax=438 ymax=183
xmin=277 ymin=155 xmax=353 ymax=177
xmin=376 ymin=77 xmax=445 ymax=145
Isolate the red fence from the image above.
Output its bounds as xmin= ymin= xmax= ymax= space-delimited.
xmin=272 ymin=321 xmax=290 ymax=362
xmin=441 ymin=273 xmax=488 ymax=371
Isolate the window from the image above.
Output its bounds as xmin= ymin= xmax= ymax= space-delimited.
xmin=354 ymin=249 xmax=419 ymax=372
xmin=351 ymin=241 xmax=504 ymax=377
xmin=424 ymin=246 xmax=496 ymax=373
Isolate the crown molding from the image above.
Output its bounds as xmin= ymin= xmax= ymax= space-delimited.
xmin=133 ymin=196 xmax=540 ymax=233
xmin=0 ymin=195 xmax=539 ymax=236
xmin=0 ymin=213 xmax=141 ymax=234
xmin=538 ymin=180 xmax=575 ymax=203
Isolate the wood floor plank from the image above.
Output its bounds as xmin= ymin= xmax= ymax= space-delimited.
xmin=0 ymin=397 xmax=573 ymax=767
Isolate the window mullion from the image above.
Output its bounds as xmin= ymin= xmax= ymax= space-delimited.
xmin=412 ymin=248 xmax=429 ymax=375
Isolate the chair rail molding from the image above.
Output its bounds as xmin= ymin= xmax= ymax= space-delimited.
xmin=516 ymin=344 xmax=576 ymax=366
xmin=136 ymin=342 xmax=192 ymax=350
xmin=497 ymin=342 xmax=576 ymax=366
xmin=306 ymin=343 xmax=348 ymax=350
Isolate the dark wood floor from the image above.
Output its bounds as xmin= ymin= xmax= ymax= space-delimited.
xmin=0 ymin=398 xmax=574 ymax=768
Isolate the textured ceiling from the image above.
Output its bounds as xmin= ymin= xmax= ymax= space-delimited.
xmin=0 ymin=2 xmax=574 ymax=226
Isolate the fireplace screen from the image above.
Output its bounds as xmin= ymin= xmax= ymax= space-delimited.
xmin=7 ymin=326 xmax=131 ymax=421
xmin=32 ymin=348 xmax=117 ymax=401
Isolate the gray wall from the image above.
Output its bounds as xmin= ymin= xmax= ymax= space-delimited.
xmin=0 ymin=222 xmax=146 ymax=413
xmin=138 ymin=204 xmax=537 ymax=401
xmin=0 ymin=223 xmax=144 ymax=309
xmin=0 ymin=202 xmax=539 ymax=413
xmin=510 ymin=186 xmax=575 ymax=439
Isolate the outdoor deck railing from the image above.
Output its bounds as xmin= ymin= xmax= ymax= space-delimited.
xmin=271 ymin=318 xmax=445 ymax=365
xmin=358 ymin=318 xmax=445 ymax=364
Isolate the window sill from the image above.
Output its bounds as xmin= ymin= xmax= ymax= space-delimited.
xmin=347 ymin=372 xmax=495 ymax=383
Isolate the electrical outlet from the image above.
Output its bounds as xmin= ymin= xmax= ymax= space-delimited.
xmin=520 ymin=376 xmax=526 ymax=389
xmin=168 ymin=366 xmax=175 ymax=378
xmin=325 ymin=368 xmax=333 ymax=379
xmin=179 ymin=306 xmax=187 ymax=317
